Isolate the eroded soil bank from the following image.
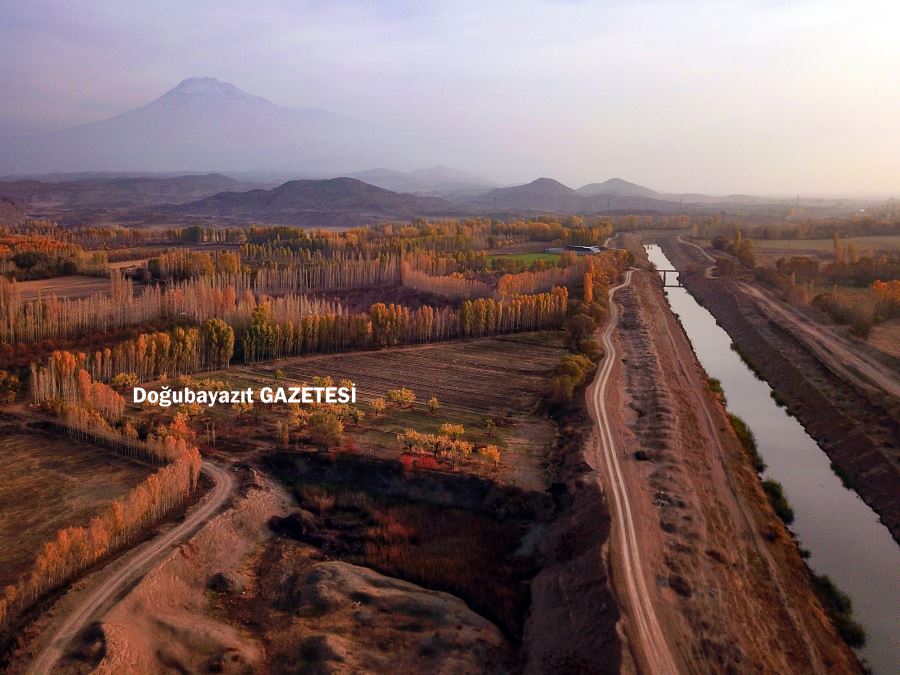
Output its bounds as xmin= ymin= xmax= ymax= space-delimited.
xmin=659 ymin=236 xmax=900 ymax=542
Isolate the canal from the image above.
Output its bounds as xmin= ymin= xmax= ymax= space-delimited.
xmin=644 ymin=243 xmax=899 ymax=674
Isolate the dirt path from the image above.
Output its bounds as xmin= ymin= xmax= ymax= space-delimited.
xmin=592 ymin=266 xmax=859 ymax=673
xmin=738 ymin=281 xmax=900 ymax=399
xmin=589 ymin=269 xmax=679 ymax=674
xmin=674 ymin=235 xmax=898 ymax=399
xmin=25 ymin=461 xmax=235 ymax=675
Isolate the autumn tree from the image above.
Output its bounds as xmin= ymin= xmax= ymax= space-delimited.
xmin=427 ymin=396 xmax=440 ymax=416
xmin=202 ymin=318 xmax=235 ymax=369
xmin=386 ymin=388 xmax=416 ymax=408
xmin=370 ymin=397 xmax=387 ymax=417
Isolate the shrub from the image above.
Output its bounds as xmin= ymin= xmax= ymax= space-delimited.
xmin=812 ymin=574 xmax=866 ymax=647
xmin=307 ymin=412 xmax=344 ymax=449
xmin=427 ymin=395 xmax=440 ymax=416
xmin=727 ymin=413 xmax=765 ymax=472
xmin=762 ymin=479 xmax=794 ymax=524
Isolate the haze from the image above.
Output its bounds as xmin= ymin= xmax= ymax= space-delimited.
xmin=1 ymin=0 xmax=898 ymax=196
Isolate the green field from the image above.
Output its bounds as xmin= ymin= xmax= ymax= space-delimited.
xmin=488 ymin=251 xmax=560 ymax=266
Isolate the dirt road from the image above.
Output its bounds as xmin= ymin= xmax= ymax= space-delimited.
xmin=590 ymin=265 xmax=860 ymax=673
xmin=674 ymin=235 xmax=899 ymax=399
xmin=25 ymin=460 xmax=235 ymax=675
xmin=738 ymin=281 xmax=900 ymax=399
xmin=589 ymin=269 xmax=679 ymax=674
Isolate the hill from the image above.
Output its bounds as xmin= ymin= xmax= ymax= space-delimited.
xmin=170 ymin=177 xmax=458 ymax=226
xmin=0 ymin=173 xmax=252 ymax=209
xmin=577 ymin=178 xmax=661 ymax=199
xmin=472 ymin=178 xmax=582 ymax=212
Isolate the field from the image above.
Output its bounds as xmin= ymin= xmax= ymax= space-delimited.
xmin=748 ymin=235 xmax=900 ymax=264
xmin=15 ymin=275 xmax=111 ymax=301
xmin=488 ymin=251 xmax=560 ymax=266
xmin=0 ymin=423 xmax=153 ymax=588
xmin=137 ymin=332 xmax=567 ymax=491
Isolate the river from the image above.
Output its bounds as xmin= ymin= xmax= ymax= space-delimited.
xmin=644 ymin=244 xmax=899 ymax=674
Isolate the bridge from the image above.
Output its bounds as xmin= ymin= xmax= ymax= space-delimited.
xmin=655 ymin=268 xmax=682 ymax=287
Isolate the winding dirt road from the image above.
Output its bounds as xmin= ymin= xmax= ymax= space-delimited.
xmin=26 ymin=461 xmax=235 ymax=675
xmin=590 ymin=270 xmax=679 ymax=675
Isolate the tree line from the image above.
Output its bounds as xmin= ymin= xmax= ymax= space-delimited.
xmin=1 ymin=364 xmax=202 ymax=631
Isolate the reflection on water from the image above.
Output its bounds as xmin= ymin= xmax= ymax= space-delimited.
xmin=644 ymin=244 xmax=899 ymax=674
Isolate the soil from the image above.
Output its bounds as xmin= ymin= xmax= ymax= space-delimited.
xmin=14 ymin=275 xmax=111 ymax=301
xmin=603 ymin=269 xmax=860 ymax=672
xmin=660 ymin=236 xmax=900 ymax=542
xmin=0 ymin=420 xmax=152 ymax=588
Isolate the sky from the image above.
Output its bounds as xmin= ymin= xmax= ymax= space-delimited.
xmin=0 ymin=0 xmax=898 ymax=196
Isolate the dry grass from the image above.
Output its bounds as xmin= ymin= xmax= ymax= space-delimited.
xmin=15 ymin=275 xmax=112 ymax=301
xmin=868 ymin=319 xmax=900 ymax=358
xmin=0 ymin=425 xmax=152 ymax=587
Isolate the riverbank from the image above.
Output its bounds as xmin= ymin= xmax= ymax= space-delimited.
xmin=658 ymin=236 xmax=900 ymax=543
xmin=602 ymin=266 xmax=859 ymax=672
xmin=648 ymin=240 xmax=899 ymax=673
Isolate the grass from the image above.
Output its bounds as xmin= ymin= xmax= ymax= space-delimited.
xmin=487 ymin=252 xmax=561 ymax=266
xmin=750 ymin=236 xmax=900 ymax=254
xmin=762 ymin=479 xmax=795 ymax=525
xmin=0 ymin=426 xmax=152 ymax=588
xmin=811 ymin=573 xmax=866 ymax=648
xmin=727 ymin=413 xmax=765 ymax=472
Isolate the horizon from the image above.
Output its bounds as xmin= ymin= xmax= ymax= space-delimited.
xmin=1 ymin=1 xmax=898 ymax=196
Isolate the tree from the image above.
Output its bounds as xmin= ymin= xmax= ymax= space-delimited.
xmin=370 ymin=397 xmax=387 ymax=417
xmin=479 ymin=445 xmax=501 ymax=467
xmin=201 ymin=319 xmax=234 ymax=369
xmin=386 ymin=388 xmax=416 ymax=408
xmin=427 ymin=396 xmax=440 ymax=416
xmin=440 ymin=423 xmax=465 ymax=440
xmin=483 ymin=418 xmax=495 ymax=438
xmin=583 ymin=272 xmax=594 ymax=304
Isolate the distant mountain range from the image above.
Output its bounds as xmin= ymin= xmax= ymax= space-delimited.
xmin=0 ymin=168 xmax=806 ymax=227
xmin=168 ymin=177 xmax=458 ymax=227
xmin=0 ymin=173 xmax=255 ymax=209
xmin=342 ymin=166 xmax=499 ymax=197
xmin=468 ymin=177 xmax=689 ymax=213
xmin=0 ymin=77 xmax=406 ymax=174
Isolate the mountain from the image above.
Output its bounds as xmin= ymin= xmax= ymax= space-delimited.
xmin=343 ymin=166 xmax=498 ymax=197
xmin=577 ymin=178 xmax=660 ymax=199
xmin=468 ymin=177 xmax=693 ymax=214
xmin=170 ymin=177 xmax=458 ymax=227
xmin=0 ymin=173 xmax=254 ymax=209
xmin=1 ymin=77 xmax=402 ymax=175
xmin=473 ymin=178 xmax=582 ymax=212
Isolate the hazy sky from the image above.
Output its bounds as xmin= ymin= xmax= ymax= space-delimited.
xmin=1 ymin=0 xmax=898 ymax=195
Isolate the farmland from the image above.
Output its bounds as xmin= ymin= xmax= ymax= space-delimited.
xmin=133 ymin=332 xmax=568 ymax=491
xmin=488 ymin=251 xmax=560 ymax=266
xmin=15 ymin=275 xmax=111 ymax=301
xmin=747 ymin=235 xmax=900 ymax=264
xmin=0 ymin=422 xmax=152 ymax=588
